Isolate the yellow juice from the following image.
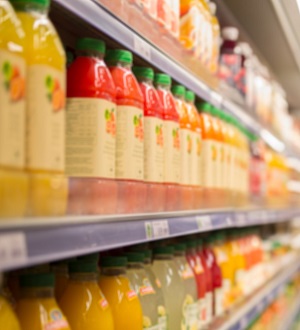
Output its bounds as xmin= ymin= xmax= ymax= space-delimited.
xmin=11 ymin=0 xmax=67 ymax=216
xmin=16 ymin=273 xmax=71 ymax=330
xmin=60 ymin=260 xmax=114 ymax=330
xmin=0 ymin=295 xmax=21 ymax=330
xmin=99 ymin=256 xmax=143 ymax=330
xmin=0 ymin=0 xmax=28 ymax=217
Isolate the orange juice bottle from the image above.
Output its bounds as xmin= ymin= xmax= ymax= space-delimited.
xmin=50 ymin=260 xmax=69 ymax=301
xmin=60 ymin=260 xmax=114 ymax=330
xmin=99 ymin=256 xmax=143 ymax=330
xmin=172 ymin=85 xmax=193 ymax=210
xmin=0 ymin=0 xmax=28 ymax=217
xmin=16 ymin=273 xmax=71 ymax=330
xmin=185 ymin=90 xmax=203 ymax=209
xmin=208 ymin=2 xmax=220 ymax=74
xmin=11 ymin=0 xmax=67 ymax=216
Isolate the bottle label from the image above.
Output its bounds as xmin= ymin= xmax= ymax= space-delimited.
xmin=198 ymin=296 xmax=207 ymax=326
xmin=214 ymin=287 xmax=224 ymax=317
xmin=183 ymin=300 xmax=198 ymax=329
xmin=222 ymin=278 xmax=231 ymax=310
xmin=158 ymin=306 xmax=167 ymax=330
xmin=0 ymin=50 xmax=26 ymax=168
xmin=191 ymin=131 xmax=201 ymax=186
xmin=201 ymin=140 xmax=217 ymax=188
xmin=164 ymin=120 xmax=180 ymax=183
xmin=205 ymin=292 xmax=213 ymax=324
xmin=140 ymin=278 xmax=155 ymax=296
xmin=27 ymin=65 xmax=65 ymax=171
xmin=144 ymin=116 xmax=164 ymax=183
xmin=126 ymin=289 xmax=138 ymax=301
xmin=99 ymin=297 xmax=109 ymax=310
xmin=66 ymin=98 xmax=116 ymax=178
xmin=116 ymin=105 xmax=144 ymax=180
xmin=44 ymin=309 xmax=69 ymax=330
xmin=180 ymin=128 xmax=192 ymax=185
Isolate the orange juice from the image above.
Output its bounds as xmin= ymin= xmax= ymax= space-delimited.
xmin=60 ymin=260 xmax=114 ymax=330
xmin=0 ymin=0 xmax=28 ymax=217
xmin=16 ymin=273 xmax=71 ymax=330
xmin=11 ymin=0 xmax=67 ymax=216
xmin=50 ymin=261 xmax=69 ymax=301
xmin=99 ymin=256 xmax=143 ymax=330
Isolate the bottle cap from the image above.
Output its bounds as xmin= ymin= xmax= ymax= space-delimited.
xmin=154 ymin=73 xmax=172 ymax=86
xmin=222 ymin=27 xmax=239 ymax=41
xmin=76 ymin=38 xmax=105 ymax=55
xmin=20 ymin=273 xmax=54 ymax=288
xmin=77 ymin=253 xmax=99 ymax=263
xmin=132 ymin=67 xmax=154 ymax=80
xmin=69 ymin=260 xmax=98 ymax=273
xmin=209 ymin=2 xmax=217 ymax=15
xmin=100 ymin=256 xmax=128 ymax=268
xmin=173 ymin=243 xmax=187 ymax=252
xmin=10 ymin=0 xmax=50 ymax=8
xmin=185 ymin=90 xmax=195 ymax=103
xmin=184 ymin=240 xmax=197 ymax=249
xmin=171 ymin=85 xmax=186 ymax=97
xmin=123 ymin=252 xmax=144 ymax=263
xmin=153 ymin=246 xmax=174 ymax=255
xmin=196 ymin=102 xmax=212 ymax=113
xmin=105 ymin=49 xmax=133 ymax=64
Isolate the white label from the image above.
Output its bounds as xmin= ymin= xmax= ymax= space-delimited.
xmin=164 ymin=120 xmax=180 ymax=183
xmin=201 ymin=140 xmax=217 ymax=188
xmin=180 ymin=128 xmax=192 ymax=185
xmin=66 ymin=98 xmax=116 ymax=178
xmin=0 ymin=50 xmax=26 ymax=168
xmin=158 ymin=315 xmax=167 ymax=330
xmin=214 ymin=287 xmax=224 ymax=317
xmin=144 ymin=116 xmax=164 ymax=183
xmin=198 ymin=297 xmax=207 ymax=326
xmin=116 ymin=105 xmax=144 ymax=180
xmin=196 ymin=215 xmax=212 ymax=229
xmin=145 ymin=220 xmax=169 ymax=239
xmin=27 ymin=65 xmax=65 ymax=171
xmin=134 ymin=35 xmax=151 ymax=61
xmin=0 ymin=232 xmax=27 ymax=269
xmin=191 ymin=131 xmax=201 ymax=186
xmin=185 ymin=301 xmax=198 ymax=328
xmin=205 ymin=292 xmax=213 ymax=324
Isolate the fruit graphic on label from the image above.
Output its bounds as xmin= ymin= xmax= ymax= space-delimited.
xmin=211 ymin=144 xmax=217 ymax=161
xmin=172 ymin=128 xmax=180 ymax=149
xmin=158 ymin=305 xmax=166 ymax=316
xmin=133 ymin=114 xmax=144 ymax=141
xmin=143 ymin=316 xmax=152 ymax=328
xmin=155 ymin=124 xmax=164 ymax=146
xmin=2 ymin=61 xmax=25 ymax=102
xmin=45 ymin=75 xmax=65 ymax=112
xmin=105 ymin=108 xmax=116 ymax=136
xmin=187 ymin=135 xmax=192 ymax=154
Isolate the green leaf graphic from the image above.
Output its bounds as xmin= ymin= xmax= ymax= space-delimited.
xmin=2 ymin=61 xmax=12 ymax=80
xmin=133 ymin=115 xmax=138 ymax=126
xmin=45 ymin=75 xmax=54 ymax=92
xmin=105 ymin=109 xmax=110 ymax=120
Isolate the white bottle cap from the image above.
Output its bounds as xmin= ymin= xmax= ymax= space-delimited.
xmin=222 ymin=27 xmax=239 ymax=41
xmin=209 ymin=2 xmax=217 ymax=15
xmin=238 ymin=42 xmax=253 ymax=57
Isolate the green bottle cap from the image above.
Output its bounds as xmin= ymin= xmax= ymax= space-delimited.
xmin=69 ymin=260 xmax=98 ymax=273
xmin=76 ymin=38 xmax=106 ymax=55
xmin=77 ymin=253 xmax=99 ymax=263
xmin=173 ymin=243 xmax=187 ymax=252
xmin=20 ymin=273 xmax=55 ymax=288
xmin=105 ymin=49 xmax=133 ymax=64
xmin=171 ymin=85 xmax=186 ymax=97
xmin=132 ymin=67 xmax=154 ymax=80
xmin=196 ymin=102 xmax=212 ymax=113
xmin=153 ymin=246 xmax=174 ymax=255
xmin=154 ymin=73 xmax=172 ymax=86
xmin=10 ymin=0 xmax=50 ymax=8
xmin=100 ymin=256 xmax=128 ymax=268
xmin=123 ymin=252 xmax=144 ymax=263
xmin=185 ymin=240 xmax=197 ymax=249
xmin=185 ymin=90 xmax=195 ymax=103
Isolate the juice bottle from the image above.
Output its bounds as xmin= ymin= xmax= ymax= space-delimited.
xmin=200 ymin=0 xmax=213 ymax=68
xmin=196 ymin=102 xmax=217 ymax=208
xmin=16 ymin=273 xmax=71 ymax=330
xmin=154 ymin=74 xmax=181 ymax=211
xmin=59 ymin=259 xmax=114 ymax=330
xmin=185 ymin=239 xmax=206 ymax=329
xmin=185 ymin=90 xmax=203 ymax=209
xmin=11 ymin=0 xmax=67 ymax=216
xmin=50 ymin=260 xmax=69 ymax=301
xmin=196 ymin=239 xmax=213 ymax=326
xmin=203 ymin=236 xmax=223 ymax=317
xmin=99 ymin=256 xmax=143 ymax=330
xmin=173 ymin=243 xmax=198 ymax=329
xmin=152 ymin=246 xmax=185 ymax=330
xmin=0 ymin=0 xmax=28 ymax=217
xmin=0 ymin=273 xmax=20 ymax=330
xmin=208 ymin=2 xmax=220 ymax=74
xmin=133 ymin=67 xmax=165 ymax=212
xmin=105 ymin=49 xmax=146 ymax=214
xmin=66 ymin=38 xmax=118 ymax=215
xmin=124 ymin=252 xmax=159 ymax=329
xmin=171 ymin=85 xmax=193 ymax=210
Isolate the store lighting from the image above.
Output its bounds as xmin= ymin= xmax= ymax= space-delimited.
xmin=260 ymin=129 xmax=285 ymax=153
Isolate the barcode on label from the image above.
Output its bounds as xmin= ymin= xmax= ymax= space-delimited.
xmin=0 ymin=232 xmax=27 ymax=269
xmin=134 ymin=35 xmax=151 ymax=61
xmin=196 ymin=216 xmax=212 ymax=229
xmin=145 ymin=220 xmax=169 ymax=239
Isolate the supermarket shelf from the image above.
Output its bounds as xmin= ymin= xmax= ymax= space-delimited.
xmin=52 ymin=0 xmax=287 ymax=154
xmin=213 ymin=254 xmax=300 ymax=330
xmin=0 ymin=207 xmax=299 ymax=272
xmin=284 ymin=294 xmax=300 ymax=330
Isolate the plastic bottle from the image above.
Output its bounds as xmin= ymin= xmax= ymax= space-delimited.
xmin=236 ymin=42 xmax=252 ymax=97
xmin=124 ymin=252 xmax=159 ymax=329
xmin=185 ymin=90 xmax=203 ymax=209
xmin=173 ymin=243 xmax=198 ymax=329
xmin=99 ymin=256 xmax=143 ymax=330
xmin=152 ymin=246 xmax=185 ymax=330
xmin=172 ymin=85 xmax=194 ymax=210
xmin=155 ymin=74 xmax=181 ymax=211
xmin=185 ymin=240 xmax=206 ymax=329
xmin=208 ymin=2 xmax=220 ymax=74
xmin=133 ymin=67 xmax=165 ymax=212
xmin=0 ymin=0 xmax=28 ymax=217
xmin=60 ymin=260 xmax=114 ymax=330
xmin=218 ymin=27 xmax=241 ymax=89
xmin=200 ymin=0 xmax=213 ymax=68
xmin=66 ymin=38 xmax=118 ymax=215
xmin=0 ymin=273 xmax=20 ymax=330
xmin=106 ymin=49 xmax=146 ymax=214
xmin=50 ymin=260 xmax=69 ymax=301
xmin=11 ymin=0 xmax=67 ymax=216
xmin=16 ymin=273 xmax=71 ymax=330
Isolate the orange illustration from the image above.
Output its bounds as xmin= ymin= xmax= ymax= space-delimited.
xmin=2 ymin=61 xmax=25 ymax=102
xmin=155 ymin=125 xmax=164 ymax=147
xmin=105 ymin=108 xmax=116 ymax=136
xmin=134 ymin=114 xmax=144 ymax=142
xmin=172 ymin=128 xmax=180 ymax=150
xmin=45 ymin=75 xmax=65 ymax=112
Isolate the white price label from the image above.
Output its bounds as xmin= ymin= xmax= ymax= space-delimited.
xmin=226 ymin=216 xmax=232 ymax=226
xmin=134 ymin=35 xmax=151 ymax=61
xmin=196 ymin=216 xmax=212 ymax=229
xmin=236 ymin=213 xmax=245 ymax=226
xmin=0 ymin=232 xmax=27 ymax=269
xmin=145 ymin=220 xmax=169 ymax=239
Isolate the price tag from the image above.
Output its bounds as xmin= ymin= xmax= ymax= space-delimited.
xmin=145 ymin=220 xmax=169 ymax=240
xmin=196 ymin=215 xmax=212 ymax=229
xmin=0 ymin=232 xmax=27 ymax=270
xmin=236 ymin=213 xmax=246 ymax=226
xmin=134 ymin=35 xmax=151 ymax=61
xmin=226 ymin=216 xmax=233 ymax=226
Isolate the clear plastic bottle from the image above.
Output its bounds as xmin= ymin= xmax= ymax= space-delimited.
xmin=152 ymin=246 xmax=185 ymax=330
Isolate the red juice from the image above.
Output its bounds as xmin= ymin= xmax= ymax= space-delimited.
xmin=66 ymin=38 xmax=118 ymax=215
xmin=106 ymin=50 xmax=146 ymax=214
xmin=132 ymin=67 xmax=166 ymax=212
xmin=154 ymin=74 xmax=181 ymax=211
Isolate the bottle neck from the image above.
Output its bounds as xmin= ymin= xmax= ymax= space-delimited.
xmin=153 ymin=254 xmax=172 ymax=261
xmin=107 ymin=60 xmax=131 ymax=70
xmin=76 ymin=50 xmax=104 ymax=60
xmin=127 ymin=262 xmax=144 ymax=270
xmin=156 ymin=83 xmax=171 ymax=92
xmin=69 ymin=272 xmax=98 ymax=282
xmin=101 ymin=267 xmax=127 ymax=276
xmin=137 ymin=77 xmax=154 ymax=85
xmin=20 ymin=287 xmax=54 ymax=299
xmin=174 ymin=251 xmax=185 ymax=257
xmin=12 ymin=2 xmax=49 ymax=15
xmin=174 ymin=94 xmax=185 ymax=101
